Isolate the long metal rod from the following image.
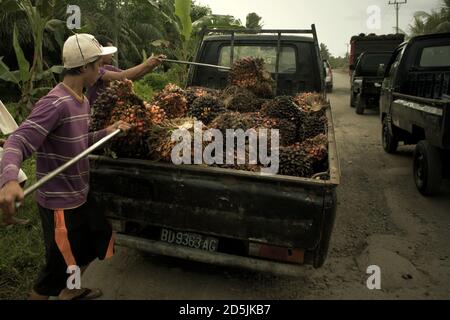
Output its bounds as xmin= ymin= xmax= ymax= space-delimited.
xmin=21 ymin=129 xmax=121 ymax=199
xmin=161 ymin=58 xmax=231 ymax=71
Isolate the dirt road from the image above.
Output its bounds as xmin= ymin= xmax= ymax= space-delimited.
xmin=83 ymin=70 xmax=450 ymax=299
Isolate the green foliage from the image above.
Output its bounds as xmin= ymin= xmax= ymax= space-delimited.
xmin=0 ymin=0 xmax=64 ymax=110
xmin=191 ymin=1 xmax=211 ymax=22
xmin=329 ymin=56 xmax=348 ymax=69
xmin=4 ymin=102 xmax=29 ymax=124
xmin=133 ymin=80 xmax=154 ymax=102
xmin=0 ymin=158 xmax=43 ymax=300
xmin=175 ymin=0 xmax=193 ymax=42
xmin=246 ymin=12 xmax=263 ymax=29
xmin=320 ymin=43 xmax=331 ymax=61
xmin=139 ymin=72 xmax=171 ymax=92
xmin=408 ymin=0 xmax=450 ymax=36
xmin=134 ymin=64 xmax=186 ymax=101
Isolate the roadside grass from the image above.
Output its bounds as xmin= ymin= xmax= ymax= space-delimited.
xmin=0 ymin=158 xmax=44 ymax=299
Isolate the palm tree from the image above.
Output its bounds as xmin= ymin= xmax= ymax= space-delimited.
xmin=409 ymin=0 xmax=450 ymax=36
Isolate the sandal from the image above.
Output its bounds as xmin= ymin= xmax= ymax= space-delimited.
xmin=60 ymin=288 xmax=103 ymax=300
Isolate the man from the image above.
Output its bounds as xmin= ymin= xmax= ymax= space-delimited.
xmin=0 ymin=34 xmax=132 ymax=300
xmin=86 ymin=35 xmax=166 ymax=106
xmin=95 ymin=35 xmax=117 ymax=68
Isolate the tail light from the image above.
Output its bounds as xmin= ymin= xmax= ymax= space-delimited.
xmin=249 ymin=242 xmax=305 ymax=264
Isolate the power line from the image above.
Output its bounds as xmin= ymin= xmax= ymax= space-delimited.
xmin=389 ymin=0 xmax=408 ymax=34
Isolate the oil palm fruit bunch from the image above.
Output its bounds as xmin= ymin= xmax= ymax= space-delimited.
xmin=144 ymin=102 xmax=166 ymax=125
xmin=279 ymin=144 xmax=314 ymax=178
xmin=147 ymin=118 xmax=208 ymax=162
xmin=152 ymin=83 xmax=188 ymax=119
xmin=209 ymin=112 xmax=255 ymax=135
xmin=298 ymin=109 xmax=327 ymax=141
xmin=299 ymin=134 xmax=328 ymax=162
xmin=222 ymin=87 xmax=262 ymax=113
xmin=188 ymin=95 xmax=226 ymax=125
xmin=91 ymin=83 xmax=123 ymax=130
xmin=185 ymin=87 xmax=209 ymax=107
xmin=229 ymin=57 xmax=275 ymax=98
xmin=260 ymin=96 xmax=305 ymax=124
xmin=294 ymin=92 xmax=326 ymax=112
xmin=253 ymin=115 xmax=297 ymax=147
xmin=91 ymin=80 xmax=144 ymax=131
xmin=109 ymin=105 xmax=150 ymax=158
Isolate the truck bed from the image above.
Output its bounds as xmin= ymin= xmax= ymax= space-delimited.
xmin=391 ymin=93 xmax=450 ymax=148
xmin=87 ymin=107 xmax=340 ymax=269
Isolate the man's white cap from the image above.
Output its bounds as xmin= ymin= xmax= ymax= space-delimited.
xmin=63 ymin=33 xmax=117 ymax=69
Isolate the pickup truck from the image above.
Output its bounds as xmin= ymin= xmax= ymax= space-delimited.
xmin=380 ymin=32 xmax=450 ymax=196
xmin=350 ymin=51 xmax=393 ymax=114
xmin=87 ymin=26 xmax=341 ymax=275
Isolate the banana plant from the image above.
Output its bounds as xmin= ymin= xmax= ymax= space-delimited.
xmin=0 ymin=0 xmax=64 ymax=108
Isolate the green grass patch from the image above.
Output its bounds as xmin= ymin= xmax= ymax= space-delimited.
xmin=0 ymin=158 xmax=44 ymax=300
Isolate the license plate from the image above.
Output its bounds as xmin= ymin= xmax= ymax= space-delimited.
xmin=160 ymin=228 xmax=219 ymax=252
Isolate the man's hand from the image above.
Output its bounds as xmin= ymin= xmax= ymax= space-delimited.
xmin=0 ymin=181 xmax=24 ymax=218
xmin=0 ymin=139 xmax=5 ymax=148
xmin=106 ymin=120 xmax=132 ymax=134
xmin=146 ymin=54 xmax=167 ymax=69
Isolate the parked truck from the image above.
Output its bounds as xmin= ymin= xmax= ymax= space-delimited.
xmin=349 ymin=34 xmax=405 ymax=114
xmin=380 ymin=32 xmax=450 ymax=196
xmin=87 ymin=25 xmax=341 ymax=275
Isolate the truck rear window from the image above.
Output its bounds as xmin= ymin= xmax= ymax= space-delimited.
xmin=357 ymin=53 xmax=392 ymax=76
xmin=218 ymin=45 xmax=297 ymax=74
xmin=419 ymin=45 xmax=450 ymax=67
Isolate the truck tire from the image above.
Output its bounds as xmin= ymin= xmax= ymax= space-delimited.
xmin=382 ymin=116 xmax=398 ymax=154
xmin=350 ymin=93 xmax=356 ymax=108
xmin=356 ymin=94 xmax=365 ymax=114
xmin=413 ymin=140 xmax=442 ymax=196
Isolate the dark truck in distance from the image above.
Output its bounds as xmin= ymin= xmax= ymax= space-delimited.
xmin=350 ymin=51 xmax=393 ymax=114
xmin=349 ymin=33 xmax=405 ymax=75
xmin=380 ymin=32 xmax=450 ymax=195
xmin=348 ymin=33 xmax=405 ymax=114
xmin=87 ymin=26 xmax=340 ymax=274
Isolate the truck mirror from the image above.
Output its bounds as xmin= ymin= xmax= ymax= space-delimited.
xmin=377 ymin=64 xmax=386 ymax=77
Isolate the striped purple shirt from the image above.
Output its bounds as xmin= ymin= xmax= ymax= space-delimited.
xmin=0 ymin=83 xmax=108 ymax=210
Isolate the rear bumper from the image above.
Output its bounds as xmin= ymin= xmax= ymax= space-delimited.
xmin=115 ymin=233 xmax=306 ymax=277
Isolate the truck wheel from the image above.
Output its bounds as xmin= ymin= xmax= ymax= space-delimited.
xmin=382 ymin=117 xmax=398 ymax=154
xmin=356 ymin=95 xmax=365 ymax=114
xmin=413 ymin=141 xmax=442 ymax=196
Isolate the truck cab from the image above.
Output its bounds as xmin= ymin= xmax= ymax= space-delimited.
xmin=380 ymin=32 xmax=450 ymax=195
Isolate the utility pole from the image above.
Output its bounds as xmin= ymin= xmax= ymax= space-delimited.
xmin=389 ymin=0 xmax=407 ymax=34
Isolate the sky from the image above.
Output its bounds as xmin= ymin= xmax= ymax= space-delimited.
xmin=195 ymin=0 xmax=442 ymax=56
